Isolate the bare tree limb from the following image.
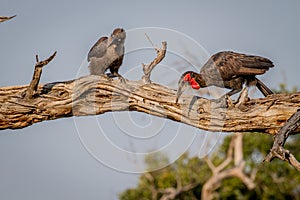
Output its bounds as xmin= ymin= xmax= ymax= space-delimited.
xmin=145 ymin=169 xmax=199 ymax=200
xmin=264 ymin=108 xmax=300 ymax=170
xmin=25 ymin=51 xmax=57 ymax=99
xmin=204 ymin=136 xmax=234 ymax=174
xmin=202 ymin=133 xmax=256 ymax=200
xmin=142 ymin=41 xmax=167 ymax=83
xmin=0 ymin=15 xmax=16 ymax=23
xmin=159 ymin=181 xmax=199 ymax=200
xmin=0 ymin=75 xmax=300 ymax=132
xmin=0 ymin=38 xmax=298 ymax=142
xmin=144 ymin=172 xmax=158 ymax=200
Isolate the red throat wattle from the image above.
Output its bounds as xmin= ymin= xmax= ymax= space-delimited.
xmin=183 ymin=73 xmax=191 ymax=82
xmin=190 ymin=78 xmax=200 ymax=89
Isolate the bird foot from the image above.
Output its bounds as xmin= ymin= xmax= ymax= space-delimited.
xmin=96 ymin=74 xmax=113 ymax=81
xmin=106 ymin=73 xmax=126 ymax=84
xmin=118 ymin=76 xmax=126 ymax=84
xmin=105 ymin=75 xmax=114 ymax=81
xmin=106 ymin=73 xmax=115 ymax=78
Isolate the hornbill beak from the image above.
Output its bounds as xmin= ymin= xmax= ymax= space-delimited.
xmin=175 ymin=78 xmax=188 ymax=103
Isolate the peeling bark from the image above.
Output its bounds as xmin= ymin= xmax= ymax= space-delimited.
xmin=264 ymin=108 xmax=300 ymax=170
xmin=0 ymin=76 xmax=299 ymax=134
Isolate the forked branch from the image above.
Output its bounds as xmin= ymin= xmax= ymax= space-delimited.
xmin=25 ymin=51 xmax=57 ymax=99
xmin=141 ymin=40 xmax=167 ymax=83
xmin=202 ymin=133 xmax=256 ymax=200
xmin=1 ymin=39 xmax=300 ymax=170
xmin=0 ymin=15 xmax=16 ymax=23
xmin=264 ymin=108 xmax=300 ymax=170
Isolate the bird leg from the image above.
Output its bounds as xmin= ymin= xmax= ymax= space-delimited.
xmin=225 ymin=88 xmax=242 ymax=97
xmin=210 ymin=88 xmax=242 ymax=107
xmin=235 ymin=87 xmax=249 ymax=105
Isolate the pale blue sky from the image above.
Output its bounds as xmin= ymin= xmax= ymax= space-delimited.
xmin=1 ymin=1 xmax=300 ymax=199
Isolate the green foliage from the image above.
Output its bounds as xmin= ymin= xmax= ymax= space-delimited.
xmin=214 ymin=133 xmax=300 ymax=199
xmin=120 ymin=134 xmax=300 ymax=199
xmin=119 ymin=153 xmax=210 ymax=200
xmin=144 ymin=152 xmax=170 ymax=171
xmin=273 ymin=83 xmax=298 ymax=94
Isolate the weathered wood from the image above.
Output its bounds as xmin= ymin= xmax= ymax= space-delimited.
xmin=25 ymin=51 xmax=57 ymax=99
xmin=0 ymin=15 xmax=16 ymax=23
xmin=264 ymin=108 xmax=300 ymax=170
xmin=0 ymin=75 xmax=299 ymax=133
xmin=142 ymin=41 xmax=167 ymax=83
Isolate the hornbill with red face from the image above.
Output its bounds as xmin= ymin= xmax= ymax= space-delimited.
xmin=175 ymin=51 xmax=274 ymax=103
xmin=88 ymin=28 xmax=126 ymax=82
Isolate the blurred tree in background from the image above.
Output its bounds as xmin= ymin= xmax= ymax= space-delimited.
xmin=120 ymin=134 xmax=300 ymax=200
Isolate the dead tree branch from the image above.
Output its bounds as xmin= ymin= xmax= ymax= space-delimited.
xmin=1 ymin=39 xmax=298 ymax=136
xmin=159 ymin=181 xmax=199 ymax=200
xmin=144 ymin=170 xmax=199 ymax=200
xmin=142 ymin=41 xmax=167 ymax=83
xmin=25 ymin=51 xmax=57 ymax=99
xmin=0 ymin=75 xmax=300 ymax=133
xmin=144 ymin=172 xmax=159 ymax=200
xmin=0 ymin=15 xmax=16 ymax=23
xmin=264 ymin=108 xmax=300 ymax=170
xmin=1 ymin=37 xmax=300 ymax=170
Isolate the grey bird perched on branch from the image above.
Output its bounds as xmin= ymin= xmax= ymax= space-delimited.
xmin=176 ymin=51 xmax=274 ymax=103
xmin=87 ymin=28 xmax=126 ymax=82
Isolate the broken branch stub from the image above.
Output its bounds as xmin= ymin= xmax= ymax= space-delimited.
xmin=0 ymin=15 xmax=16 ymax=23
xmin=141 ymin=41 xmax=167 ymax=84
xmin=25 ymin=51 xmax=57 ymax=99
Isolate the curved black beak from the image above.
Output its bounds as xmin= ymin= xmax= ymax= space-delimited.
xmin=175 ymin=78 xmax=188 ymax=103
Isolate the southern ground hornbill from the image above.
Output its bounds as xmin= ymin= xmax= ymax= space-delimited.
xmin=88 ymin=28 xmax=126 ymax=83
xmin=175 ymin=51 xmax=274 ymax=103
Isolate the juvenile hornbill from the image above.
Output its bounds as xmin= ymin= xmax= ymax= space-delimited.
xmin=88 ymin=28 xmax=126 ymax=82
xmin=175 ymin=51 xmax=274 ymax=103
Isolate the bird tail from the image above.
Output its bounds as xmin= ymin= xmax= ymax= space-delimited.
xmin=255 ymin=78 xmax=273 ymax=97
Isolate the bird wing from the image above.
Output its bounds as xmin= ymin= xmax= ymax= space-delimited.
xmin=87 ymin=37 xmax=108 ymax=62
xmin=201 ymin=51 xmax=274 ymax=81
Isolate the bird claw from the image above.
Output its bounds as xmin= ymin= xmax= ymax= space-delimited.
xmin=106 ymin=73 xmax=126 ymax=84
xmin=118 ymin=76 xmax=126 ymax=84
xmin=106 ymin=76 xmax=114 ymax=81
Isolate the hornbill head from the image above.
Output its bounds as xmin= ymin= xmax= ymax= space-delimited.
xmin=108 ymin=28 xmax=126 ymax=47
xmin=175 ymin=71 xmax=201 ymax=103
